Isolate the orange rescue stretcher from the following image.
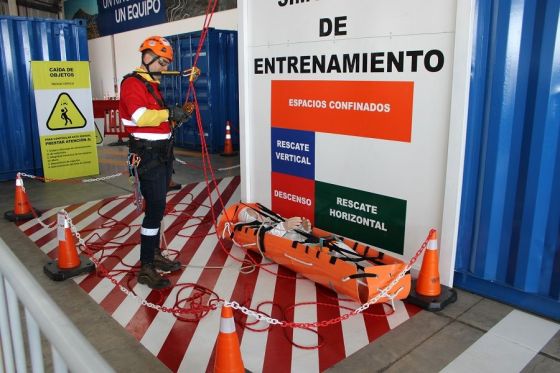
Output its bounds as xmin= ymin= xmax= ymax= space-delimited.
xmin=217 ymin=203 xmax=411 ymax=304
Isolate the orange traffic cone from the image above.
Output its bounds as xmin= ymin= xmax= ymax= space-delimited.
xmin=44 ymin=211 xmax=95 ymax=281
xmin=57 ymin=211 xmax=81 ymax=269
xmin=220 ymin=121 xmax=238 ymax=157
xmin=406 ymin=229 xmax=457 ymax=311
xmin=214 ymin=304 xmax=244 ymax=373
xmin=4 ymin=173 xmax=41 ymax=222
xmin=416 ymin=229 xmax=441 ymax=296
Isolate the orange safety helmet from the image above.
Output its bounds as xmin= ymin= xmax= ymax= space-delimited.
xmin=139 ymin=36 xmax=173 ymax=61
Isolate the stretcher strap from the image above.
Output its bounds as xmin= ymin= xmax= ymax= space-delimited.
xmin=234 ymin=221 xmax=261 ymax=231
xmin=346 ymin=273 xmax=378 ymax=279
xmin=230 ymin=221 xmax=261 ymax=239
xmin=255 ymin=203 xmax=284 ymax=222
xmin=326 ymin=242 xmax=386 ymax=265
xmin=257 ymin=225 xmax=274 ymax=253
xmin=362 ymin=245 xmax=385 ymax=262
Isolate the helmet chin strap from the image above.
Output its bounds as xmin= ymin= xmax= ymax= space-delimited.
xmin=142 ymin=53 xmax=160 ymax=80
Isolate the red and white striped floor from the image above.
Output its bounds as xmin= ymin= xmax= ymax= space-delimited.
xmin=18 ymin=176 xmax=421 ymax=372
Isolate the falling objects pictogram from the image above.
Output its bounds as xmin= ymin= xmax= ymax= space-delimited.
xmin=46 ymin=92 xmax=87 ymax=130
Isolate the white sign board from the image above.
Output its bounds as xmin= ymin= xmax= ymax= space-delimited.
xmin=239 ymin=0 xmax=474 ymax=286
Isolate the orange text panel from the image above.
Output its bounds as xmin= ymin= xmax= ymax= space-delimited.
xmin=271 ymin=80 xmax=414 ymax=142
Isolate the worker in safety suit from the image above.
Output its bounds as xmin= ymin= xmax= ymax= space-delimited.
xmin=119 ymin=36 xmax=192 ymax=289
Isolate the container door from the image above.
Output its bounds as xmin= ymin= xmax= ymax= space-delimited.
xmin=455 ymin=0 xmax=560 ymax=321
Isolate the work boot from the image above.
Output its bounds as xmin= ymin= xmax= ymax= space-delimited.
xmin=154 ymin=251 xmax=182 ymax=272
xmin=137 ymin=263 xmax=171 ymax=289
xmin=168 ymin=180 xmax=181 ymax=191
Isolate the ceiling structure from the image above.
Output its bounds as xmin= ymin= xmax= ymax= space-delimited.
xmin=1 ymin=0 xmax=62 ymax=18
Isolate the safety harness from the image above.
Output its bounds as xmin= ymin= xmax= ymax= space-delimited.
xmin=121 ymin=71 xmax=167 ymax=108
xmin=122 ymin=71 xmax=174 ymax=201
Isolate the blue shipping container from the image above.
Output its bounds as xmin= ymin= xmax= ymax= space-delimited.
xmin=455 ymin=0 xmax=560 ymax=321
xmin=0 ymin=16 xmax=89 ymax=181
xmin=159 ymin=28 xmax=239 ymax=153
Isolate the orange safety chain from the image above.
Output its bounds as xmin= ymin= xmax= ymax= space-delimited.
xmin=225 ymin=231 xmax=433 ymax=330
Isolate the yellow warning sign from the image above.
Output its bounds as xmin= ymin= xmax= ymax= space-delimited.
xmin=94 ymin=122 xmax=103 ymax=144
xmin=46 ymin=92 xmax=87 ymax=130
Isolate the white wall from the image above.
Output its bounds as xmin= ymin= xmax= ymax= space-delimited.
xmin=88 ymin=36 xmax=114 ymax=99
xmin=88 ymin=8 xmax=238 ymax=99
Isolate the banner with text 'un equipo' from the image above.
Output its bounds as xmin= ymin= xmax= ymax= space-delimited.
xmin=97 ymin=0 xmax=167 ymax=36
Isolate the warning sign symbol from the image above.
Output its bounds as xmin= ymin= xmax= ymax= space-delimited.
xmin=94 ymin=121 xmax=103 ymax=145
xmin=46 ymin=92 xmax=87 ymax=130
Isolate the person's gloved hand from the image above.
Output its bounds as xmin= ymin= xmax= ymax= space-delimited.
xmin=167 ymin=105 xmax=189 ymax=124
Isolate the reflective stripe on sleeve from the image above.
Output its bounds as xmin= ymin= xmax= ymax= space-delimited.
xmin=131 ymin=107 xmax=147 ymax=123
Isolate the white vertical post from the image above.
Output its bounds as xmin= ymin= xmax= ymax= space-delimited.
xmin=238 ymin=0 xmax=254 ymax=202
xmin=51 ymin=346 xmax=68 ymax=373
xmin=0 ymin=276 xmax=15 ymax=373
xmin=5 ymin=282 xmax=27 ymax=373
xmin=111 ymin=35 xmax=119 ymax=97
xmin=25 ymin=308 xmax=45 ymax=373
xmin=441 ymin=0 xmax=477 ymax=286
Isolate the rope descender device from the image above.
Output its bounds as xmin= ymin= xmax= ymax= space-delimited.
xmin=183 ymin=102 xmax=195 ymax=116
xmin=127 ymin=153 xmax=143 ymax=212
xmin=185 ymin=66 xmax=201 ymax=82
xmin=157 ymin=66 xmax=201 ymax=80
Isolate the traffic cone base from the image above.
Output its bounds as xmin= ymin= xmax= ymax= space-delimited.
xmin=4 ymin=208 xmax=42 ymax=222
xmin=406 ymin=281 xmax=457 ymax=311
xmin=43 ymin=254 xmax=95 ymax=281
xmin=220 ymin=150 xmax=238 ymax=157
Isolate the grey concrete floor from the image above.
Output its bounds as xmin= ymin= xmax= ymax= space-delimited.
xmin=328 ymin=291 xmax=560 ymax=372
xmin=1 ymin=144 xmax=558 ymax=372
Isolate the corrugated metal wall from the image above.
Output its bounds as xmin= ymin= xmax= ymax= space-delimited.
xmin=455 ymin=0 xmax=560 ymax=320
xmin=160 ymin=28 xmax=239 ymax=153
xmin=0 ymin=16 xmax=88 ymax=181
